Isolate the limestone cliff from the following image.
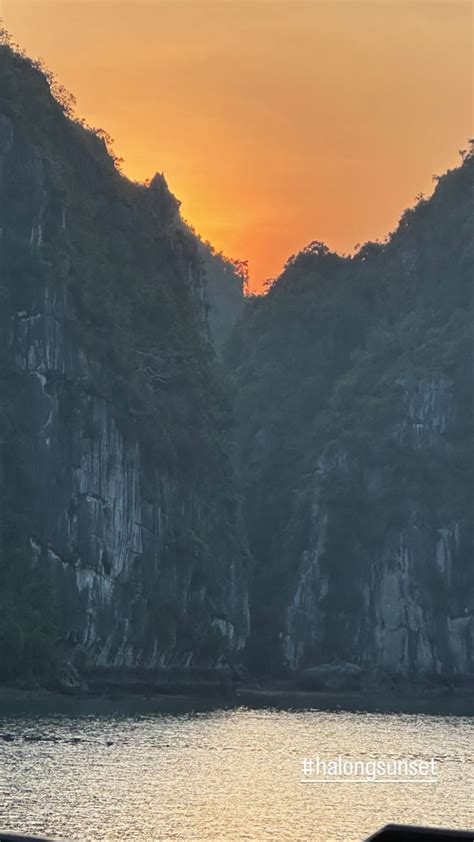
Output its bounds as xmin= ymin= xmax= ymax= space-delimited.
xmin=228 ymin=151 xmax=473 ymax=680
xmin=283 ymin=374 xmax=472 ymax=677
xmin=0 ymin=45 xmax=249 ymax=681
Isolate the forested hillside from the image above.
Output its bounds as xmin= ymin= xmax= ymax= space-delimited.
xmin=0 ymin=42 xmax=248 ymax=686
xmin=227 ymin=149 xmax=473 ymax=679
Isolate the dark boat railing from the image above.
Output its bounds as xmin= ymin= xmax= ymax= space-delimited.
xmin=0 ymin=835 xmax=63 ymax=842
xmin=365 ymin=824 xmax=474 ymax=841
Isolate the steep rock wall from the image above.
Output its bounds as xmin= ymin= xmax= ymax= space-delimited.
xmin=228 ymin=153 xmax=473 ymax=680
xmin=283 ymin=376 xmax=472 ymax=676
xmin=0 ymin=50 xmax=249 ymax=677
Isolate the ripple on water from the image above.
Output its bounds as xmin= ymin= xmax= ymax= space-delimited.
xmin=0 ymin=705 xmax=472 ymax=841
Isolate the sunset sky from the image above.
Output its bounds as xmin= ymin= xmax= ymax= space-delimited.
xmin=2 ymin=1 xmax=472 ymax=290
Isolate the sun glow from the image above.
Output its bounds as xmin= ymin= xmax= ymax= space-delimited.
xmin=3 ymin=0 xmax=472 ymax=290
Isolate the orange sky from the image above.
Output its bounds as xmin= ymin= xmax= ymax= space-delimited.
xmin=2 ymin=1 xmax=473 ymax=290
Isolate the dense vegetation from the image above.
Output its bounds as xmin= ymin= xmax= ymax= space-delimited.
xmin=227 ymin=149 xmax=473 ymax=672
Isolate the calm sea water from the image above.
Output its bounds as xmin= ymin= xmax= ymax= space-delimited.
xmin=0 ymin=695 xmax=472 ymax=841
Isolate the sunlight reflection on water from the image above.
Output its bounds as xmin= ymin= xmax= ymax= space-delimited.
xmin=0 ymin=703 xmax=472 ymax=841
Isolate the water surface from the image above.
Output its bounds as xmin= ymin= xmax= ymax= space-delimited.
xmin=0 ymin=697 xmax=472 ymax=841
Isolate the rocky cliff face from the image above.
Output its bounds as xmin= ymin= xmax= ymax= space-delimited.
xmin=283 ymin=375 xmax=472 ymax=677
xmin=12 ymin=283 xmax=249 ymax=671
xmin=196 ymin=240 xmax=244 ymax=351
xmin=228 ymin=152 xmax=473 ymax=680
xmin=0 ymin=46 xmax=249 ymax=680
